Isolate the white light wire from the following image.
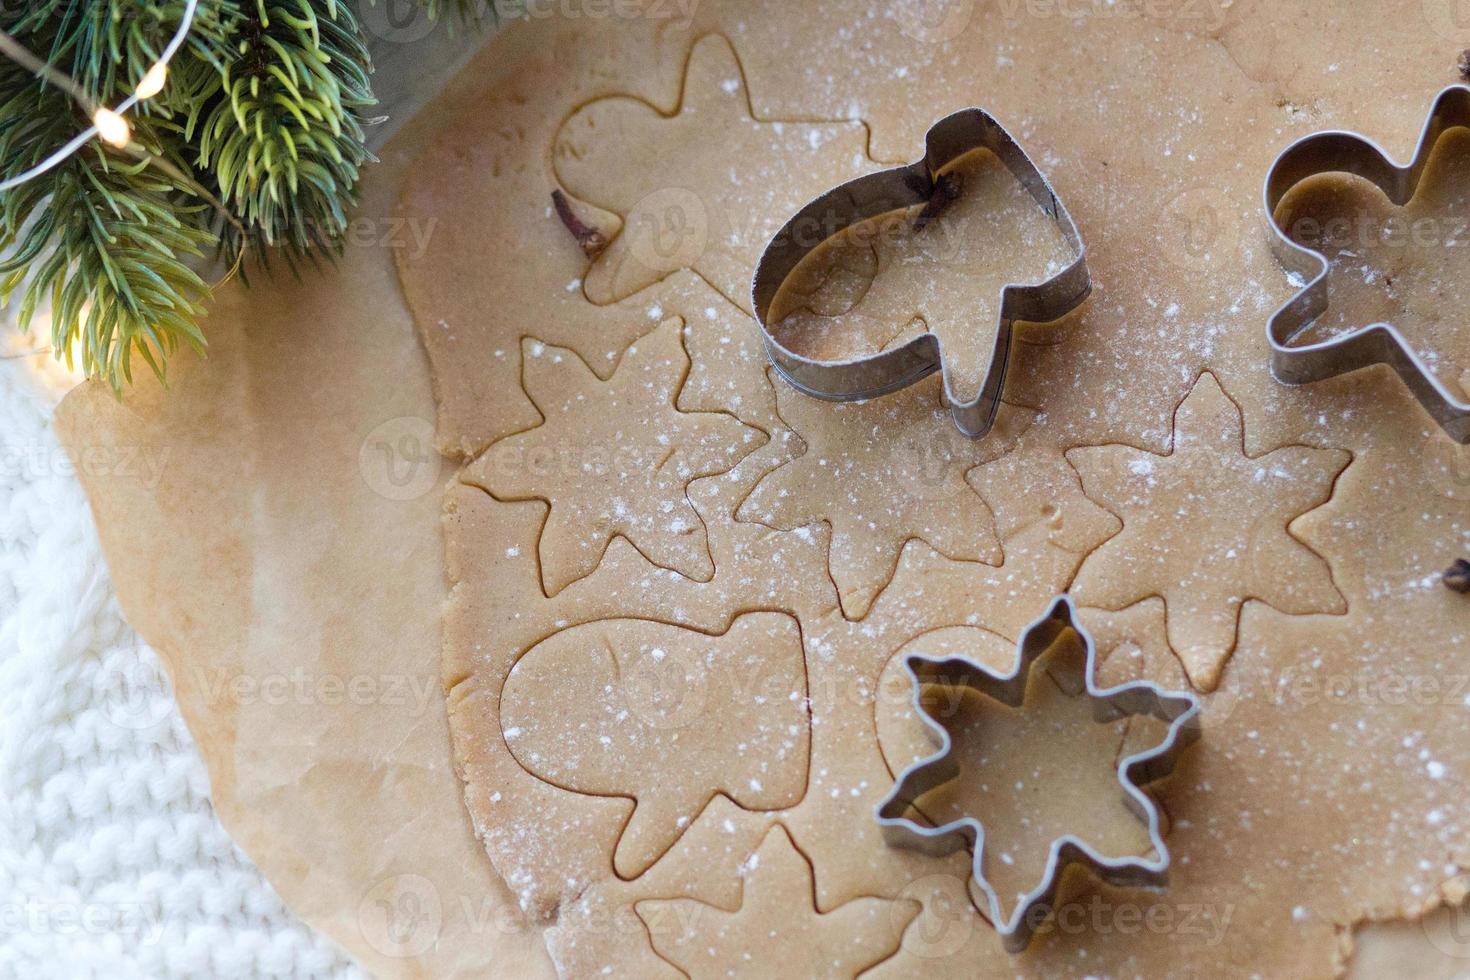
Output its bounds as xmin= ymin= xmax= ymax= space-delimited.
xmin=0 ymin=0 xmax=199 ymax=193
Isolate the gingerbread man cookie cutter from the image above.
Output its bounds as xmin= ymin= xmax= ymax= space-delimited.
xmin=751 ymin=108 xmax=1090 ymax=439
xmin=1265 ymin=85 xmax=1470 ymax=443
xmin=875 ymin=595 xmax=1202 ymax=953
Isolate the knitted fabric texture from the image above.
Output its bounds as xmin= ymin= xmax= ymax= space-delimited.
xmin=0 ymin=354 xmax=364 ymax=979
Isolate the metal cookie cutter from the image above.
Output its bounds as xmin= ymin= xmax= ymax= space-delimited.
xmin=875 ymin=595 xmax=1202 ymax=953
xmin=751 ymin=109 xmax=1090 ymax=439
xmin=1265 ymin=85 xmax=1470 ymax=443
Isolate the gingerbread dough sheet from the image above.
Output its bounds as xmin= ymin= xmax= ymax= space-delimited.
xmin=388 ymin=3 xmax=1470 ymax=977
xmin=51 ymin=61 xmax=561 ymax=976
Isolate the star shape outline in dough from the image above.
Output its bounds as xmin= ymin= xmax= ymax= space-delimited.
xmin=874 ymin=595 xmax=1201 ymax=954
xmin=1065 ymin=372 xmax=1350 ymax=692
xmin=636 ymin=825 xmax=918 ymax=978
xmin=736 ymin=376 xmax=1033 ymax=619
xmin=465 ymin=317 xmax=763 ymax=595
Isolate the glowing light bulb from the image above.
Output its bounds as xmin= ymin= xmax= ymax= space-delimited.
xmin=93 ymin=108 xmax=131 ymax=148
xmin=136 ymin=63 xmax=168 ymax=100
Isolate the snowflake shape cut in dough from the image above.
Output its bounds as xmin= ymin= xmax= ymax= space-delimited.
xmin=1066 ymin=372 xmax=1350 ymax=692
xmin=552 ymin=33 xmax=872 ymax=310
xmin=636 ymin=826 xmax=917 ymax=979
xmin=737 ymin=376 xmax=1032 ymax=619
xmin=464 ymin=317 xmax=762 ymax=595
xmin=876 ymin=596 xmax=1200 ymax=953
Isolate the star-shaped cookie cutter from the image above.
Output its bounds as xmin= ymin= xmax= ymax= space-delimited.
xmin=1265 ymin=85 xmax=1470 ymax=443
xmin=751 ymin=108 xmax=1090 ymax=438
xmin=874 ymin=595 xmax=1202 ymax=953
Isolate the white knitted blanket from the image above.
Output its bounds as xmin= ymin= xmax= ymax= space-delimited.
xmin=0 ymin=352 xmax=364 ymax=979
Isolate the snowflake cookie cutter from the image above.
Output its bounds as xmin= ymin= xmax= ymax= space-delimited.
xmin=1265 ymin=85 xmax=1470 ymax=444
xmin=874 ymin=594 xmax=1202 ymax=953
xmin=751 ymin=108 xmax=1090 ymax=439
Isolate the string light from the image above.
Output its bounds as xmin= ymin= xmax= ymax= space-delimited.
xmin=92 ymin=108 xmax=131 ymax=149
xmin=0 ymin=0 xmax=198 ymax=192
xmin=135 ymin=63 xmax=169 ymax=101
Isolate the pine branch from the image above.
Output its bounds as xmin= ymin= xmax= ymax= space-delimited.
xmin=0 ymin=17 xmax=212 ymax=389
xmin=0 ymin=140 xmax=211 ymax=388
xmin=0 ymin=0 xmax=466 ymax=389
xmin=196 ymin=0 xmax=376 ymax=265
xmin=61 ymin=0 xmax=239 ymax=109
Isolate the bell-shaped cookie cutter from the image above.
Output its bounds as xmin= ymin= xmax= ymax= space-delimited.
xmin=874 ymin=595 xmax=1202 ymax=953
xmin=751 ymin=108 xmax=1091 ymax=439
xmin=1265 ymin=85 xmax=1470 ymax=443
